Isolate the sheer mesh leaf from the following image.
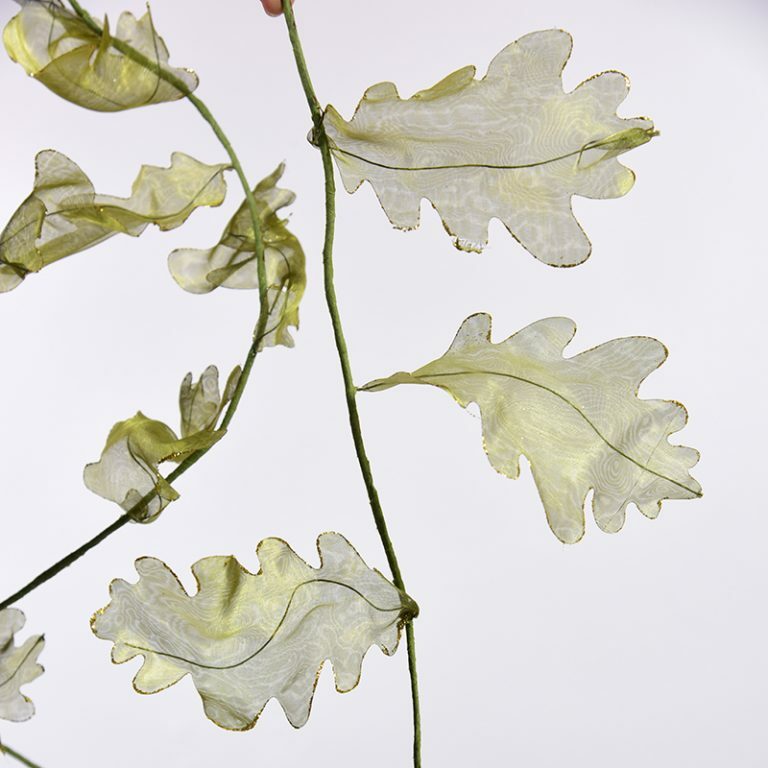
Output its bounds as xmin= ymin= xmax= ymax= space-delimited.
xmin=362 ymin=314 xmax=701 ymax=543
xmin=83 ymin=413 xmax=222 ymax=522
xmin=0 ymin=150 xmax=229 ymax=292
xmin=84 ymin=366 xmax=236 ymax=522
xmin=179 ymin=365 xmax=241 ymax=438
xmin=91 ymin=532 xmax=418 ymax=730
xmin=0 ymin=609 xmax=44 ymax=724
xmin=324 ymin=29 xmax=655 ymax=265
xmin=3 ymin=0 xmax=197 ymax=111
xmin=168 ymin=164 xmax=306 ymax=349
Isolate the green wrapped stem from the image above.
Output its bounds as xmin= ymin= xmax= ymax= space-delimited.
xmin=281 ymin=2 xmax=422 ymax=765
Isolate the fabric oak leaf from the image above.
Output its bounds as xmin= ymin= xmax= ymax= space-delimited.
xmin=4 ymin=0 xmax=197 ymax=111
xmin=91 ymin=533 xmax=418 ymax=730
xmin=0 ymin=150 xmax=229 ymax=293
xmin=362 ymin=314 xmax=701 ymax=543
xmin=168 ymin=164 xmax=307 ymax=349
xmin=0 ymin=609 xmax=44 ymax=726
xmin=180 ymin=365 xmax=241 ymax=438
xmin=84 ymin=365 xmax=239 ymax=522
xmin=324 ymin=29 xmax=656 ymax=265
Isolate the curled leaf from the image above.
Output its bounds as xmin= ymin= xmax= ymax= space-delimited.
xmin=91 ymin=532 xmax=417 ymax=730
xmin=4 ymin=1 xmax=197 ymax=111
xmin=0 ymin=609 xmax=44 ymax=723
xmin=0 ymin=150 xmax=229 ymax=292
xmin=84 ymin=365 xmax=238 ymax=522
xmin=83 ymin=413 xmax=217 ymax=522
xmin=324 ymin=29 xmax=655 ymax=264
xmin=362 ymin=314 xmax=701 ymax=544
xmin=179 ymin=365 xmax=241 ymax=438
xmin=168 ymin=164 xmax=306 ymax=348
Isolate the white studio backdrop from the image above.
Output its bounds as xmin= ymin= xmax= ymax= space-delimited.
xmin=0 ymin=0 xmax=766 ymax=765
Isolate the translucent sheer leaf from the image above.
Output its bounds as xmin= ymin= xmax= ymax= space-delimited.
xmin=0 ymin=150 xmax=229 ymax=292
xmin=91 ymin=533 xmax=418 ymax=730
xmin=3 ymin=1 xmax=197 ymax=111
xmin=0 ymin=609 xmax=44 ymax=724
xmin=168 ymin=164 xmax=306 ymax=348
xmin=324 ymin=29 xmax=655 ymax=265
xmin=363 ymin=314 xmax=701 ymax=543
xmin=179 ymin=365 xmax=241 ymax=438
xmin=0 ymin=196 xmax=44 ymax=293
xmin=83 ymin=413 xmax=222 ymax=522
xmin=84 ymin=366 xmax=234 ymax=522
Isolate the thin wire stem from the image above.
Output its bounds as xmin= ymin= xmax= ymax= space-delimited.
xmin=0 ymin=2 xmax=271 ymax=611
xmin=0 ymin=516 xmax=129 ymax=611
xmin=1 ymin=744 xmax=44 ymax=768
xmin=280 ymin=2 xmax=421 ymax=764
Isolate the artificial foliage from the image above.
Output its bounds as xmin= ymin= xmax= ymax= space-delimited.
xmin=169 ymin=164 xmax=307 ymax=349
xmin=0 ymin=1 xmax=703 ymax=765
xmin=0 ymin=150 xmax=228 ymax=292
xmin=92 ymin=533 xmax=416 ymax=730
xmin=0 ymin=610 xmax=44 ymax=732
xmin=363 ymin=313 xmax=700 ymax=544
xmin=4 ymin=0 xmax=196 ymax=111
xmin=83 ymin=366 xmax=238 ymax=522
xmin=324 ymin=29 xmax=655 ymax=263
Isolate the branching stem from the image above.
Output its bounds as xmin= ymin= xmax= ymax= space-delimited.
xmin=0 ymin=1 xmax=271 ymax=610
xmin=281 ymin=3 xmax=422 ymax=765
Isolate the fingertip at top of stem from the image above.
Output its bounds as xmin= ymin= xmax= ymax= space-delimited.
xmin=262 ymin=0 xmax=294 ymax=16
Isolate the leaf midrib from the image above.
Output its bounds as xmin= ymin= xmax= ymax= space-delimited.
xmin=123 ymin=578 xmax=403 ymax=671
xmin=331 ymin=144 xmax=584 ymax=172
xmin=412 ymin=369 xmax=701 ymax=497
xmin=0 ymin=636 xmax=43 ymax=691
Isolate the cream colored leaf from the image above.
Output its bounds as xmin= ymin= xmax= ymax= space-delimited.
xmin=324 ymin=29 xmax=655 ymax=264
xmin=168 ymin=164 xmax=306 ymax=349
xmin=91 ymin=533 xmax=418 ymax=730
xmin=84 ymin=366 xmax=235 ymax=522
xmin=0 ymin=609 xmax=44 ymax=724
xmin=0 ymin=150 xmax=229 ymax=292
xmin=4 ymin=1 xmax=197 ymax=111
xmin=362 ymin=314 xmax=701 ymax=543
xmin=179 ymin=364 xmax=241 ymax=437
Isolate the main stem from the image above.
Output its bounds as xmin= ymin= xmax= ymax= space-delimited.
xmin=1 ymin=744 xmax=43 ymax=768
xmin=281 ymin=3 xmax=421 ymax=765
xmin=0 ymin=2 xmax=271 ymax=611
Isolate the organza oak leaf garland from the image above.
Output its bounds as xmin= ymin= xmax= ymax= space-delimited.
xmin=3 ymin=0 xmax=197 ymax=111
xmin=0 ymin=150 xmax=229 ymax=292
xmin=84 ymin=365 xmax=240 ymax=522
xmin=0 ymin=2 xmax=706 ymax=764
xmin=324 ymin=29 xmax=656 ymax=265
xmin=91 ymin=533 xmax=418 ymax=730
xmin=168 ymin=164 xmax=307 ymax=349
xmin=0 ymin=609 xmax=44 ymax=726
xmin=362 ymin=314 xmax=701 ymax=543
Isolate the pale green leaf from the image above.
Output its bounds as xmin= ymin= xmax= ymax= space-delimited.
xmin=362 ymin=314 xmax=701 ymax=543
xmin=179 ymin=364 xmax=241 ymax=438
xmin=324 ymin=29 xmax=655 ymax=265
xmin=91 ymin=532 xmax=418 ymax=730
xmin=168 ymin=164 xmax=306 ymax=349
xmin=0 ymin=150 xmax=229 ymax=292
xmin=4 ymin=1 xmax=197 ymax=111
xmin=0 ymin=609 xmax=44 ymax=724
xmin=84 ymin=365 xmax=238 ymax=522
